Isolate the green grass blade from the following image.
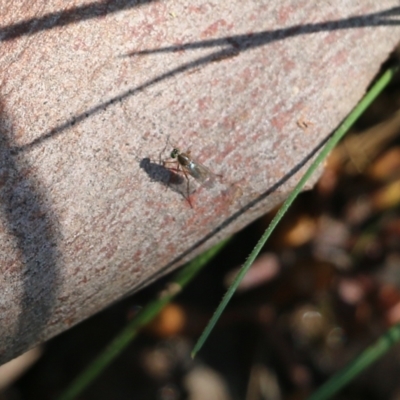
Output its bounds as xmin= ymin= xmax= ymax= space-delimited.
xmin=191 ymin=64 xmax=400 ymax=358
xmin=307 ymin=323 xmax=400 ymax=400
xmin=57 ymin=238 xmax=230 ymax=400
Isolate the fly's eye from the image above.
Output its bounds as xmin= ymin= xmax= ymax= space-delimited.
xmin=170 ymin=149 xmax=179 ymax=158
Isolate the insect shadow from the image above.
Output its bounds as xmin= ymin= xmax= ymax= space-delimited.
xmin=140 ymin=157 xmax=195 ymax=201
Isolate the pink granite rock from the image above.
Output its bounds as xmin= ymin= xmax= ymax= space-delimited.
xmin=0 ymin=1 xmax=399 ymax=362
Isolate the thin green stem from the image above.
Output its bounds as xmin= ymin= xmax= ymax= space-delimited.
xmin=308 ymin=323 xmax=400 ymax=400
xmin=191 ymin=64 xmax=399 ymax=358
xmin=57 ymin=238 xmax=230 ymax=400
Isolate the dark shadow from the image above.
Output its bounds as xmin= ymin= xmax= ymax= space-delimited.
xmin=0 ymin=0 xmax=158 ymax=42
xmin=126 ymin=6 xmax=400 ymax=56
xmin=9 ymin=6 xmax=400 ymax=156
xmin=139 ymin=157 xmax=179 ymax=186
xmin=0 ymin=103 xmax=61 ymax=363
xmin=140 ymin=157 xmax=197 ymax=202
xmin=132 ymin=132 xmax=332 ymax=292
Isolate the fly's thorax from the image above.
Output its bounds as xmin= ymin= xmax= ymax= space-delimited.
xmin=177 ymin=153 xmax=191 ymax=167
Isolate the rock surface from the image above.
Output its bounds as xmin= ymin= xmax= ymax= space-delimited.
xmin=0 ymin=1 xmax=399 ymax=362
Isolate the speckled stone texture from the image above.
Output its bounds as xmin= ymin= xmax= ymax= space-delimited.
xmin=0 ymin=1 xmax=399 ymax=362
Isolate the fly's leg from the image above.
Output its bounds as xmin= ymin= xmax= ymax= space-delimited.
xmin=163 ymin=160 xmax=192 ymax=207
xmin=180 ymin=166 xmax=193 ymax=208
xmin=163 ymin=160 xmax=181 ymax=183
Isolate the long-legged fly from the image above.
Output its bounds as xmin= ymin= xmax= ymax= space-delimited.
xmin=164 ymin=148 xmax=217 ymax=206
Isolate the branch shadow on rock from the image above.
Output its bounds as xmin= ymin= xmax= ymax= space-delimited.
xmin=9 ymin=5 xmax=400 ymax=156
xmin=0 ymin=0 xmax=159 ymax=42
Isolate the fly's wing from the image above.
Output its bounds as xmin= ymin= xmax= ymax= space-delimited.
xmin=184 ymin=162 xmax=216 ymax=187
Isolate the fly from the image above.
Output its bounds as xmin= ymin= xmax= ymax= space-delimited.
xmin=164 ymin=148 xmax=217 ymax=206
xmin=170 ymin=148 xmax=216 ymax=185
